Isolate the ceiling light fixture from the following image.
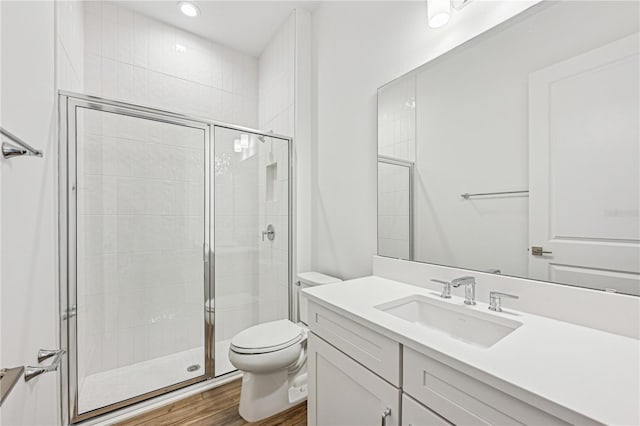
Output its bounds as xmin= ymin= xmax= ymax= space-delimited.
xmin=427 ymin=0 xmax=451 ymax=29
xmin=178 ymin=1 xmax=200 ymax=18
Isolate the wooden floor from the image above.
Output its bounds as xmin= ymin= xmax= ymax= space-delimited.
xmin=115 ymin=379 xmax=307 ymax=426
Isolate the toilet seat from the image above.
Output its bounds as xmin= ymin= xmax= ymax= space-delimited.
xmin=230 ymin=319 xmax=303 ymax=355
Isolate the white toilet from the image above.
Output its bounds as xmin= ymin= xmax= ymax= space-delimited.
xmin=228 ymin=272 xmax=342 ymax=422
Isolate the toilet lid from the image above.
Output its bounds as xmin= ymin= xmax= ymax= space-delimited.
xmin=230 ymin=319 xmax=303 ymax=354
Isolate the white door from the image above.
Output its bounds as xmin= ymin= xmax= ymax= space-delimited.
xmin=529 ymin=33 xmax=640 ymax=295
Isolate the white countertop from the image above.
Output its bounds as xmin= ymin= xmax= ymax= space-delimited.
xmin=303 ymin=276 xmax=640 ymax=425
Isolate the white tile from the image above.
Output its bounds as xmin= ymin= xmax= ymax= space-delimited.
xmin=118 ymin=22 xmax=134 ymax=64
xmin=101 ymin=17 xmax=117 ymax=60
xmin=117 ymin=62 xmax=134 ymax=101
xmin=100 ymin=58 xmax=118 ymax=98
xmin=132 ymin=66 xmax=149 ymax=105
xmin=84 ymin=10 xmax=101 ymax=55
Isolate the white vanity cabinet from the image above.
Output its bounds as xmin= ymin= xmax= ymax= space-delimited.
xmin=308 ymin=333 xmax=400 ymax=426
xmin=307 ymin=300 xmax=588 ymax=426
xmin=307 ymin=302 xmax=401 ymax=426
xmin=402 ymin=394 xmax=451 ymax=426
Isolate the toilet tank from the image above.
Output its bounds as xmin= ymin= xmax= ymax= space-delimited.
xmin=297 ymin=272 xmax=342 ymax=325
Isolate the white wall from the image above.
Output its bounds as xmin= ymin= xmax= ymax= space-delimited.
xmin=0 ymin=1 xmax=59 ymax=424
xmin=310 ymin=0 xmax=538 ymax=280
xmin=84 ymin=1 xmax=258 ymax=126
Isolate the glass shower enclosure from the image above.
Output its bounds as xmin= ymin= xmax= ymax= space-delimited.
xmin=59 ymin=93 xmax=292 ymax=422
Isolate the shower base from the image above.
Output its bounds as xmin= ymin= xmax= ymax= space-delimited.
xmin=78 ymin=347 xmax=205 ymax=414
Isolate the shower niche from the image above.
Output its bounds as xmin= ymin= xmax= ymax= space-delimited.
xmin=60 ymin=93 xmax=292 ymax=422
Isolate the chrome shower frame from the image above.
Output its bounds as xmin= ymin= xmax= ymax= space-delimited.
xmin=58 ymin=91 xmax=295 ymax=424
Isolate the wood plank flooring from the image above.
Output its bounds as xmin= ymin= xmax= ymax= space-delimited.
xmin=115 ymin=379 xmax=307 ymax=426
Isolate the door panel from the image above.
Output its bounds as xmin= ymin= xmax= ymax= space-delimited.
xmin=529 ymin=33 xmax=640 ymax=295
xmin=71 ymin=106 xmax=209 ymax=419
xmin=212 ymin=126 xmax=291 ymax=376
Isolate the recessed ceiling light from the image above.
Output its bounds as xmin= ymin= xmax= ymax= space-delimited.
xmin=178 ymin=1 xmax=200 ymax=18
xmin=427 ymin=0 xmax=451 ymax=29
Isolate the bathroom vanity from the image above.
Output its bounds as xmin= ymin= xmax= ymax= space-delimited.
xmin=303 ymin=276 xmax=640 ymax=426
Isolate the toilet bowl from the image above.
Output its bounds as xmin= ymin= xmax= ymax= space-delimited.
xmin=229 ymin=272 xmax=341 ymax=422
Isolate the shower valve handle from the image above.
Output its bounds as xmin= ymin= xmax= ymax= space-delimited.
xmin=262 ymin=224 xmax=275 ymax=241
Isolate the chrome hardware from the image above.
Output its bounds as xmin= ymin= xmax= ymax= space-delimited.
xmin=1 ymin=366 xmax=25 ymax=406
xmin=431 ymin=279 xmax=451 ymax=299
xmin=1 ymin=127 xmax=43 ymax=158
xmin=451 ymin=276 xmax=476 ymax=305
xmin=262 ymin=224 xmax=275 ymax=241
xmin=461 ymin=190 xmax=528 ymax=199
xmin=489 ymin=291 xmax=519 ymax=312
xmin=381 ymin=408 xmax=392 ymax=426
xmin=62 ymin=305 xmax=77 ymax=320
xmin=203 ymin=242 xmax=209 ymax=263
xmin=24 ymin=349 xmax=65 ymax=382
xmin=531 ymin=246 xmax=552 ymax=256
xmin=37 ymin=349 xmax=62 ymax=363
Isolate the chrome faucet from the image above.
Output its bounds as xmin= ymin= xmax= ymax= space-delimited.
xmin=451 ymin=276 xmax=476 ymax=305
xmin=431 ymin=279 xmax=451 ymax=299
xmin=489 ymin=291 xmax=519 ymax=312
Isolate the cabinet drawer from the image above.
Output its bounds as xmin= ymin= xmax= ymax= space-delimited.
xmin=308 ymin=301 xmax=400 ymax=385
xmin=403 ymin=348 xmax=570 ymax=426
xmin=308 ymin=332 xmax=400 ymax=426
xmin=402 ymin=394 xmax=452 ymax=426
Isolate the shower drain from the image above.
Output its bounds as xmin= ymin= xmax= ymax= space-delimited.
xmin=187 ymin=364 xmax=201 ymax=372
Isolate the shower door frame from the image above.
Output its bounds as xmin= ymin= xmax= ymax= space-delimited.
xmin=59 ymin=92 xmax=294 ymax=424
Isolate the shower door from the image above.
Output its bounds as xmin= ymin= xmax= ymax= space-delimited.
xmin=63 ymin=96 xmax=212 ymax=422
xmin=61 ymin=93 xmax=293 ymax=422
xmin=212 ymin=126 xmax=292 ymax=376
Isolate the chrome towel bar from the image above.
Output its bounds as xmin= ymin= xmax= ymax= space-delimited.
xmin=24 ymin=349 xmax=65 ymax=382
xmin=461 ymin=190 xmax=529 ymax=199
xmin=1 ymin=126 xmax=44 ymax=159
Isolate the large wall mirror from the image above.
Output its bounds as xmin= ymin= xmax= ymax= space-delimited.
xmin=377 ymin=1 xmax=640 ymax=296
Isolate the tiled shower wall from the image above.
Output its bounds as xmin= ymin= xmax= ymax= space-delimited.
xmin=377 ymin=75 xmax=415 ymax=259
xmin=214 ymin=130 xmax=260 ymax=345
xmin=80 ymin=1 xmax=260 ymax=378
xmin=76 ymin=110 xmax=206 ymax=380
xmin=257 ymin=12 xmax=296 ymax=323
xmin=259 ymin=12 xmax=295 ymax=137
xmin=83 ymin=1 xmax=258 ymax=126
xmin=56 ymin=0 xmax=84 ymax=93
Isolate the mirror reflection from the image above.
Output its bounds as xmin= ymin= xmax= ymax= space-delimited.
xmin=377 ymin=1 xmax=640 ymax=295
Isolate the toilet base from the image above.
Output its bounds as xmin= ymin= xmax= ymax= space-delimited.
xmin=238 ymin=366 xmax=307 ymax=422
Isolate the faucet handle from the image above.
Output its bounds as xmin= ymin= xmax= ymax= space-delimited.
xmin=431 ymin=279 xmax=451 ymax=299
xmin=489 ymin=291 xmax=519 ymax=312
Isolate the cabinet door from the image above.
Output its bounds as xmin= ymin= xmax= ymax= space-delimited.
xmin=308 ymin=333 xmax=400 ymax=426
xmin=402 ymin=394 xmax=452 ymax=426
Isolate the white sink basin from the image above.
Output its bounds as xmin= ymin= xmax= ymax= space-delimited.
xmin=375 ymin=295 xmax=522 ymax=348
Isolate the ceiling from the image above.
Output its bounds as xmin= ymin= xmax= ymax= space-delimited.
xmin=119 ymin=1 xmax=320 ymax=57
